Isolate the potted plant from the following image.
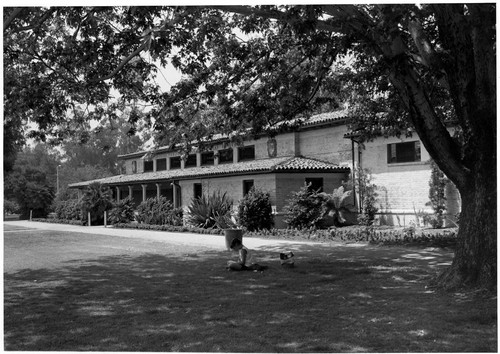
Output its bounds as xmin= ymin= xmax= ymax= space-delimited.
xmin=214 ymin=212 xmax=243 ymax=250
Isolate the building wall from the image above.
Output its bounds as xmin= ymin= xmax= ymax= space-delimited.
xmin=358 ymin=135 xmax=461 ymax=226
xmin=299 ymin=125 xmax=352 ymax=166
xmin=178 ymin=174 xmax=277 ymax=208
xmin=121 ymin=123 xmax=352 ymax=175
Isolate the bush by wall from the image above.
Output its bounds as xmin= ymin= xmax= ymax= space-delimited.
xmin=186 ymin=191 xmax=233 ymax=228
xmin=237 ymin=187 xmax=274 ymax=231
xmin=108 ymin=197 xmax=135 ymax=225
xmin=135 ymin=196 xmax=182 ymax=226
xmin=54 ymin=199 xmax=82 ymax=221
xmin=80 ymin=182 xmax=113 ymax=225
xmin=283 ymin=183 xmax=325 ymax=229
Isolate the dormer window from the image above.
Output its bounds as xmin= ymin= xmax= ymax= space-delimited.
xmin=238 ymin=145 xmax=255 ymax=162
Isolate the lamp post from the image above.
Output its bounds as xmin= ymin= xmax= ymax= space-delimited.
xmin=56 ymin=164 xmax=61 ymax=196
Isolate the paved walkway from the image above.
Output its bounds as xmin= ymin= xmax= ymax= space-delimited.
xmin=4 ymin=220 xmax=337 ymax=252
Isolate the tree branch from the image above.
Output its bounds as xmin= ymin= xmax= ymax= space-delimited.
xmin=3 ymin=7 xmax=24 ymax=32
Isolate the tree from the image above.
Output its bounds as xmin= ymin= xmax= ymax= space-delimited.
xmin=3 ymin=5 xmax=495 ymax=289
xmin=4 ymin=145 xmax=58 ymax=218
xmin=80 ymin=182 xmax=113 ymax=225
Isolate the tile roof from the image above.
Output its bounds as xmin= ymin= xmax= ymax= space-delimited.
xmin=69 ymin=156 xmax=349 ymax=188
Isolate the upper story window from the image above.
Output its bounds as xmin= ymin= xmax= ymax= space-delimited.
xmin=305 ymin=178 xmax=323 ymax=193
xmin=201 ymin=151 xmax=215 ymax=166
xmin=144 ymin=160 xmax=154 ymax=172
xmin=170 ymin=156 xmax=181 ymax=169
xmin=219 ymin=148 xmax=233 ymax=164
xmin=238 ymin=145 xmax=255 ymax=162
xmin=156 ymin=158 xmax=167 ymax=171
xmin=185 ymin=154 xmax=197 ymax=168
xmin=387 ymin=141 xmax=421 ymax=164
xmin=132 ymin=161 xmax=137 ymax=173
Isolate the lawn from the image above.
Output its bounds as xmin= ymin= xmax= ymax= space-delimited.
xmin=4 ymin=225 xmax=497 ymax=352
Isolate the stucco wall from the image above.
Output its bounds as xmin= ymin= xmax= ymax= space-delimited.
xmin=299 ymin=125 xmax=352 ymax=165
xmin=359 ymin=135 xmax=461 ymax=226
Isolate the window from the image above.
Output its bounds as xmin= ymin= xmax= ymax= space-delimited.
xmin=201 ymin=151 xmax=215 ymax=166
xmin=170 ymin=156 xmax=181 ymax=169
xmin=185 ymin=154 xmax=197 ymax=168
xmin=144 ymin=160 xmax=154 ymax=172
xmin=219 ymin=148 xmax=233 ymax=164
xmin=156 ymin=158 xmax=167 ymax=171
xmin=132 ymin=161 xmax=137 ymax=173
xmin=193 ymin=183 xmax=202 ymax=199
xmin=387 ymin=141 xmax=421 ymax=164
xmin=243 ymin=180 xmax=254 ymax=196
xmin=305 ymin=178 xmax=323 ymax=193
xmin=238 ymin=145 xmax=255 ymax=162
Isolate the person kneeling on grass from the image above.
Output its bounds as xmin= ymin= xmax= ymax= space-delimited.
xmin=227 ymin=238 xmax=266 ymax=271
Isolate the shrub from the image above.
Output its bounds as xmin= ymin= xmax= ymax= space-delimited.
xmin=320 ymin=186 xmax=353 ymax=226
xmin=425 ymin=161 xmax=448 ymax=228
xmin=237 ymin=187 xmax=274 ymax=231
xmin=135 ymin=196 xmax=183 ymax=226
xmin=4 ymin=199 xmax=20 ymax=214
xmin=80 ymin=182 xmax=113 ymax=225
xmin=357 ymin=168 xmax=378 ymax=226
xmin=283 ymin=183 xmax=325 ymax=229
xmin=108 ymin=197 xmax=135 ymax=225
xmin=54 ymin=199 xmax=82 ymax=220
xmin=186 ymin=191 xmax=233 ymax=228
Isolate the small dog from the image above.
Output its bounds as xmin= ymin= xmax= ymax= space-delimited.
xmin=280 ymin=251 xmax=295 ymax=268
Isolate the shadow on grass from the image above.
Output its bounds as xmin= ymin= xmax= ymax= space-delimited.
xmin=4 ymin=243 xmax=497 ymax=352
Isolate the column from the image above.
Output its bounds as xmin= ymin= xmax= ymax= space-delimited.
xmin=77 ymin=189 xmax=83 ymax=200
xmin=116 ymin=187 xmax=121 ymax=202
xmin=172 ymin=182 xmax=178 ymax=208
xmin=156 ymin=183 xmax=161 ymax=199
xmin=214 ymin=151 xmax=219 ymax=166
xmin=128 ymin=186 xmax=133 ymax=199
xmin=196 ymin=152 xmax=201 ymax=167
xmin=233 ymin=146 xmax=239 ymax=163
xmin=142 ymin=184 xmax=147 ymax=202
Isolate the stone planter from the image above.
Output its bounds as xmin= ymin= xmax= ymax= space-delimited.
xmin=224 ymin=228 xmax=243 ymax=250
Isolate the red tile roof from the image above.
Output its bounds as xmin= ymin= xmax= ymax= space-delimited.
xmin=69 ymin=156 xmax=349 ymax=188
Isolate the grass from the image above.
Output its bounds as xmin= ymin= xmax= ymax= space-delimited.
xmin=4 ymin=225 xmax=497 ymax=352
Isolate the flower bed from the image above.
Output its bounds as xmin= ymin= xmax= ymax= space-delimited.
xmin=29 ymin=218 xmax=457 ymax=248
xmin=31 ymin=218 xmax=86 ymax=226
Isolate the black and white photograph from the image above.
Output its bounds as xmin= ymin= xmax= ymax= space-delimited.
xmin=3 ymin=3 xmax=497 ymax=352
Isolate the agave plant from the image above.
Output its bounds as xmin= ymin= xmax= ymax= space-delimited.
xmin=320 ymin=186 xmax=353 ymax=226
xmin=186 ymin=191 xmax=233 ymax=228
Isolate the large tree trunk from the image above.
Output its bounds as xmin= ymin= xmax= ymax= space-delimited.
xmin=388 ymin=52 xmax=496 ymax=290
xmin=437 ymin=162 xmax=497 ymax=289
